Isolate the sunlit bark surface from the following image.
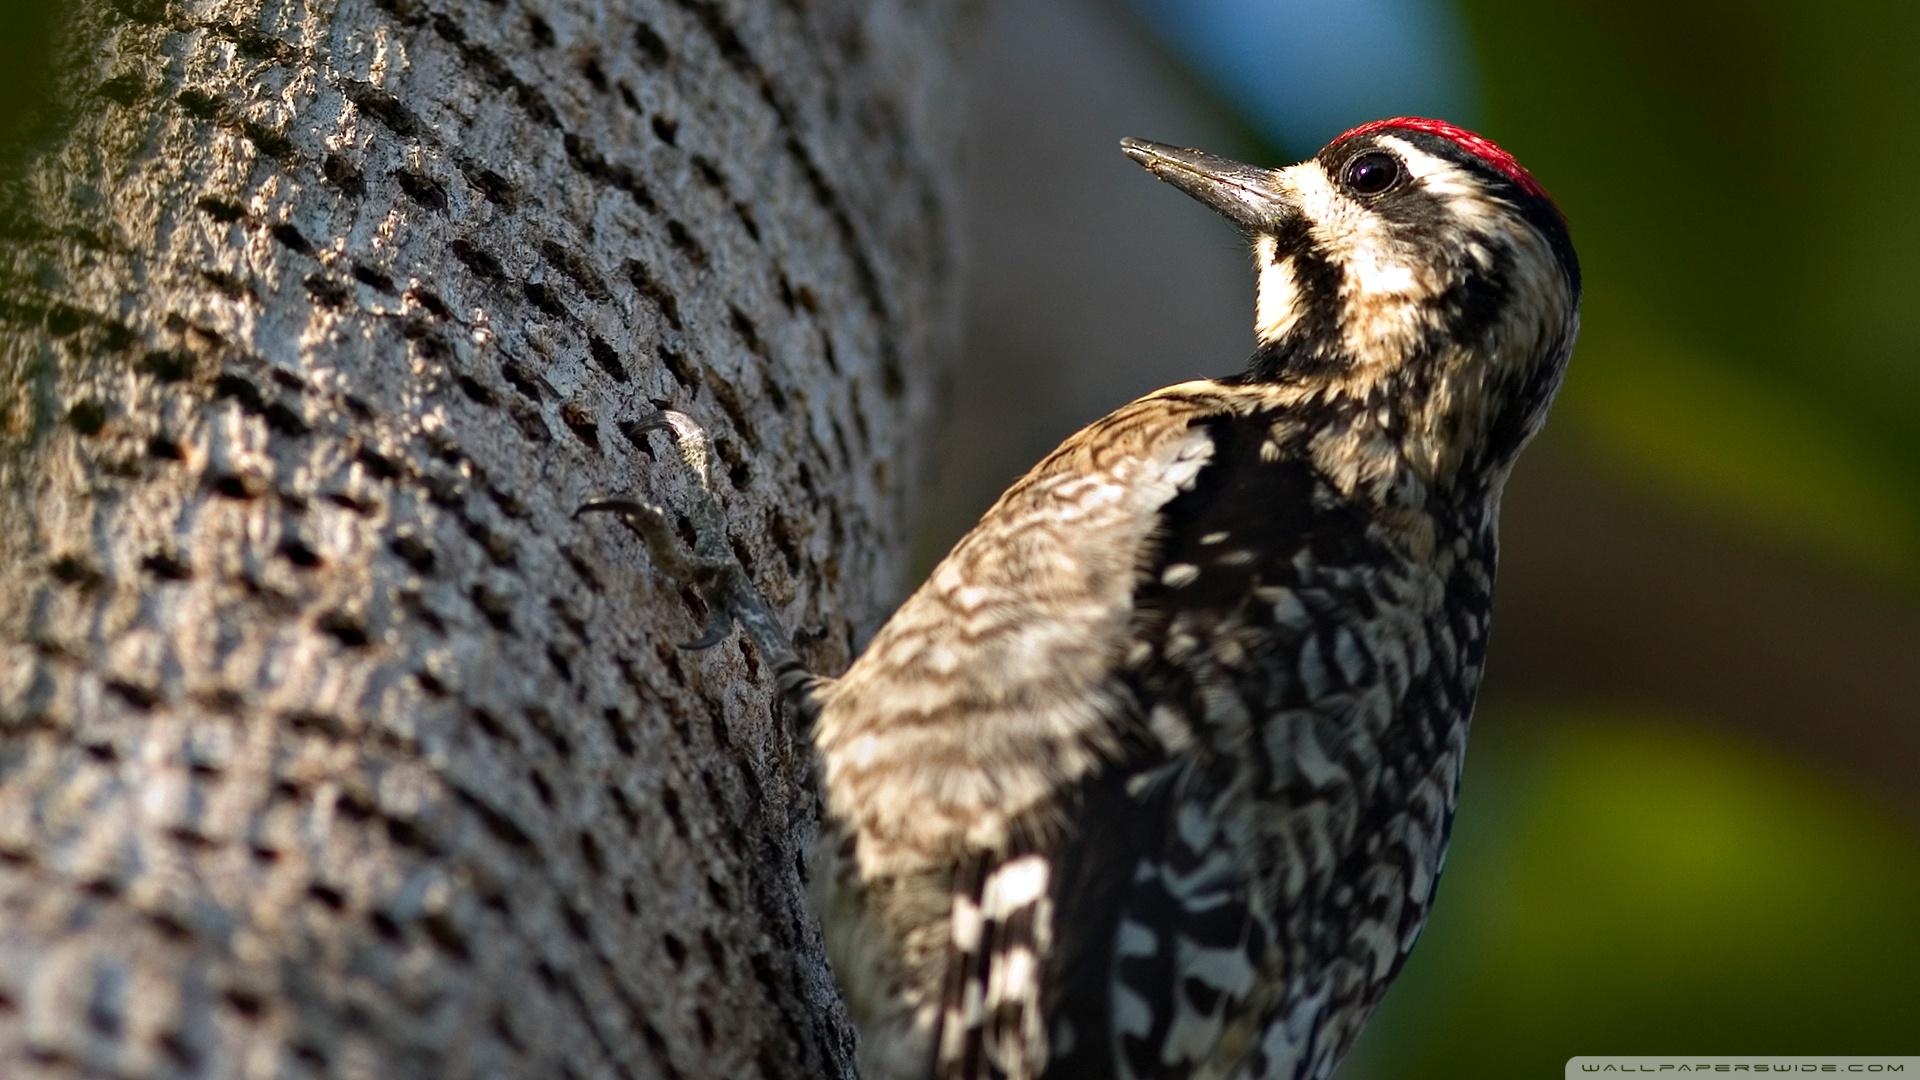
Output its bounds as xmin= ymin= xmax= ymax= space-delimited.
xmin=0 ymin=0 xmax=965 ymax=1075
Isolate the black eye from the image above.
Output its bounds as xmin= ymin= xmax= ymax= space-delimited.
xmin=1343 ymin=150 xmax=1403 ymax=196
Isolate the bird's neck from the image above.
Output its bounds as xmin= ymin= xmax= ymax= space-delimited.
xmin=1230 ymin=356 xmax=1510 ymax=522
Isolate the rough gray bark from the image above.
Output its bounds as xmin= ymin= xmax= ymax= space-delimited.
xmin=0 ymin=0 xmax=964 ymax=1076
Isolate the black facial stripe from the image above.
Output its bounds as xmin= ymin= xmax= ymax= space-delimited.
xmin=1252 ymin=215 xmax=1345 ymax=376
xmin=1429 ymin=237 xmax=1512 ymax=349
xmin=1248 ymin=233 xmax=1510 ymax=385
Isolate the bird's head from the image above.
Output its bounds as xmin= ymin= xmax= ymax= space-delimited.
xmin=1123 ymin=118 xmax=1580 ymax=490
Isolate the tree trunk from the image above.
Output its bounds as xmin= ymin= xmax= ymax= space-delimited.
xmin=0 ymin=0 xmax=963 ymax=1076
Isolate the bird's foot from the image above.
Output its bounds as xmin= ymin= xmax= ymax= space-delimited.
xmin=576 ymin=409 xmax=800 ymax=667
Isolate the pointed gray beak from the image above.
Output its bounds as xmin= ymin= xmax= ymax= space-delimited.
xmin=1121 ymin=138 xmax=1294 ymax=233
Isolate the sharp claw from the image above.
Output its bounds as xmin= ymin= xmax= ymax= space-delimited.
xmin=626 ymin=414 xmax=677 ymax=440
xmin=657 ymin=410 xmax=704 ymax=441
xmin=627 ymin=408 xmax=705 ymax=443
xmin=574 ymin=497 xmax=656 ymax=520
xmin=585 ymin=407 xmax=756 ymax=656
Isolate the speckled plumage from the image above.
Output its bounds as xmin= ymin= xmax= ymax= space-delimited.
xmin=811 ymin=374 xmax=1515 ymax=1080
xmin=605 ymin=118 xmax=1580 ymax=1080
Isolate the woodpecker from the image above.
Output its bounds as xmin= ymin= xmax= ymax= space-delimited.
xmin=583 ymin=117 xmax=1579 ymax=1080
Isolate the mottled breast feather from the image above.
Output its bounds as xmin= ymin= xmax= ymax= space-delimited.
xmin=813 ymin=379 xmax=1497 ymax=1080
xmin=1046 ymin=401 xmax=1495 ymax=1080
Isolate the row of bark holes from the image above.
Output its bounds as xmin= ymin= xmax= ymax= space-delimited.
xmin=253 ymin=18 xmax=832 ymax=526
xmin=226 ymin=0 xmax=860 ymax=569
xmin=180 ymin=0 xmax=866 ymax=469
xmin=48 ymin=13 xmax=842 ymax=1066
xmin=36 ymin=43 xmax=792 ymax=1080
xmin=158 ymin=220 xmax=810 ymax=620
xmin=133 ymin=364 xmax=753 ymax=1010
xmin=56 ymin=343 xmax=800 ymax=776
xmin=177 ymin=0 xmax=896 ymax=420
xmin=404 ymin=674 xmax=772 ymax=1065
xmin=6 ymin=696 xmax=742 ymax=1067
xmin=57 ymin=350 xmax=519 ymax=651
xmin=71 ymin=6 xmax=827 ymax=773
xmin=403 ymin=0 xmax=884 ymax=448
xmin=34 ymin=616 xmax=756 ymax=945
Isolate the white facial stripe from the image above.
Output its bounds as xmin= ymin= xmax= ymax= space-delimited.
xmin=1253 ymin=235 xmax=1302 ymax=344
xmin=1254 ymin=161 xmax=1379 ymax=351
xmin=1290 ymin=160 xmax=1397 ymax=270
xmin=1283 ymin=159 xmax=1343 ymax=230
xmin=1378 ymin=136 xmax=1501 ymax=229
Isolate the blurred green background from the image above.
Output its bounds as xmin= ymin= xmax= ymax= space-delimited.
xmin=941 ymin=1 xmax=1920 ymax=1074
